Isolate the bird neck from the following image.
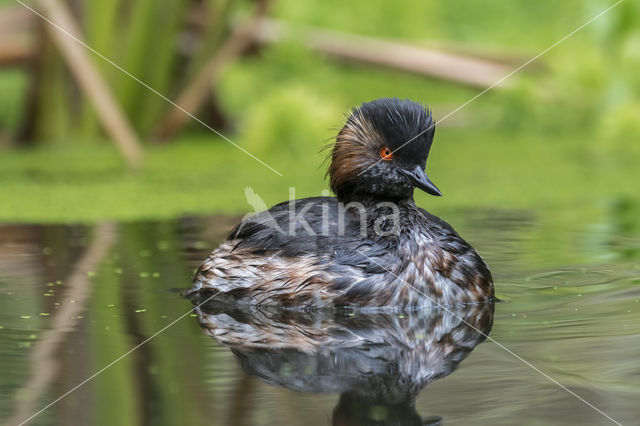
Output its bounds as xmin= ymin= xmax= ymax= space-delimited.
xmin=336 ymin=191 xmax=416 ymax=206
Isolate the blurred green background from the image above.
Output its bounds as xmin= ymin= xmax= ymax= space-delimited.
xmin=0 ymin=0 xmax=639 ymax=227
xmin=1 ymin=2 xmax=640 ymax=425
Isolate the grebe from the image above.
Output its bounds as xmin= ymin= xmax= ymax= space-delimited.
xmin=189 ymin=98 xmax=493 ymax=309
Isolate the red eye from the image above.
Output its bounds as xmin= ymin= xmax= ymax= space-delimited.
xmin=379 ymin=147 xmax=393 ymax=160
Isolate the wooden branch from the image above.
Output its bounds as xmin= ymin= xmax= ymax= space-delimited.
xmin=35 ymin=0 xmax=144 ymax=168
xmin=0 ymin=38 xmax=33 ymax=66
xmin=0 ymin=5 xmax=34 ymax=34
xmin=153 ymin=30 xmax=250 ymax=141
xmin=154 ymin=0 xmax=273 ymax=141
xmin=252 ymin=19 xmax=515 ymax=89
xmin=0 ymin=6 xmax=35 ymax=66
xmin=154 ymin=22 xmax=256 ymax=141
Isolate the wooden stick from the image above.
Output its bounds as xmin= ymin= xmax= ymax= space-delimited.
xmin=154 ymin=22 xmax=256 ymax=141
xmin=34 ymin=0 xmax=144 ymax=168
xmin=253 ymin=19 xmax=515 ymax=89
xmin=0 ymin=5 xmax=33 ymax=34
xmin=0 ymin=38 xmax=33 ymax=66
xmin=154 ymin=0 xmax=273 ymax=141
xmin=0 ymin=5 xmax=35 ymax=66
xmin=153 ymin=28 xmax=251 ymax=141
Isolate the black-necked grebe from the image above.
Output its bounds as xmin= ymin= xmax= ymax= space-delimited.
xmin=189 ymin=98 xmax=493 ymax=309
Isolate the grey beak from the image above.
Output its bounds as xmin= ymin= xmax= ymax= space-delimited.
xmin=400 ymin=165 xmax=442 ymax=196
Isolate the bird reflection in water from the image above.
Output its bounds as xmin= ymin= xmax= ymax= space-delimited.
xmin=187 ymin=294 xmax=493 ymax=425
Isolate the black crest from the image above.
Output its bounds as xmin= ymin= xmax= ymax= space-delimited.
xmin=356 ymin=98 xmax=435 ymax=163
xmin=329 ymin=98 xmax=438 ymax=201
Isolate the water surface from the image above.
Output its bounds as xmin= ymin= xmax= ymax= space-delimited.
xmin=0 ymin=209 xmax=638 ymax=425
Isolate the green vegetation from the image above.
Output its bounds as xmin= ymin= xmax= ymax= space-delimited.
xmin=1 ymin=2 xmax=640 ymax=424
xmin=0 ymin=125 xmax=638 ymax=224
xmin=19 ymin=0 xmax=232 ymax=140
xmin=0 ymin=0 xmax=638 ymax=225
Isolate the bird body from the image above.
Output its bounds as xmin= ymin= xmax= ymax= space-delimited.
xmin=189 ymin=98 xmax=493 ymax=309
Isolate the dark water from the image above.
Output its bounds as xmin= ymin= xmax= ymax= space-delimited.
xmin=0 ymin=210 xmax=638 ymax=425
